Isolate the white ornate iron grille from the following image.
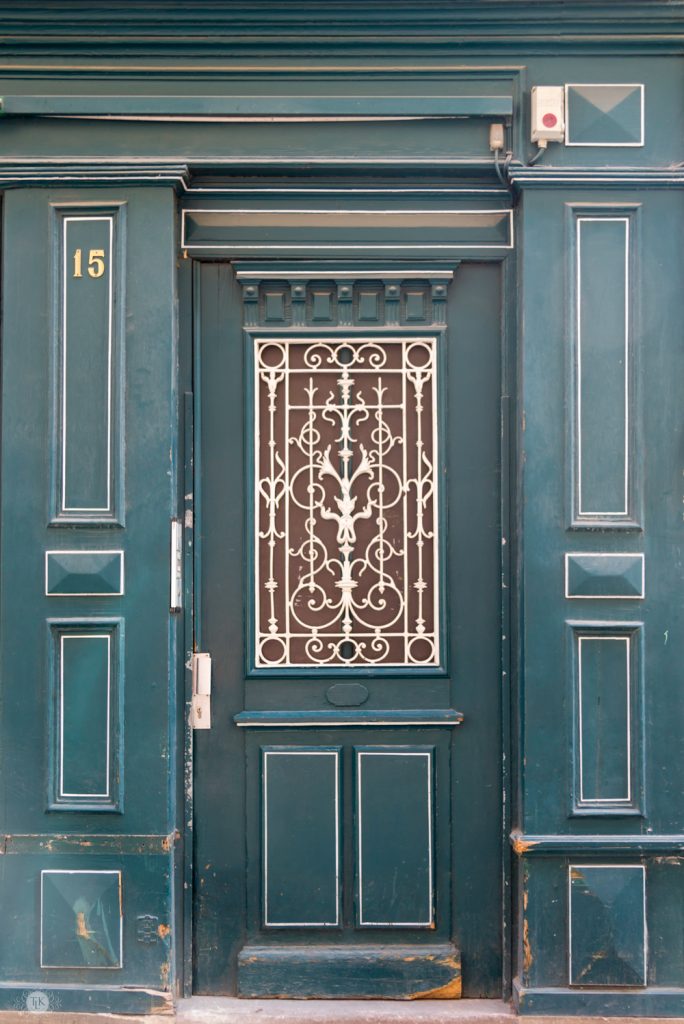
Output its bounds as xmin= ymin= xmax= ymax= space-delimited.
xmin=254 ymin=336 xmax=440 ymax=668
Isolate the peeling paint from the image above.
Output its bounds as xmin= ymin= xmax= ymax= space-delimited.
xmin=523 ymin=916 xmax=533 ymax=975
xmin=574 ymin=948 xmax=608 ymax=983
xmin=161 ymin=830 xmax=179 ymax=852
xmin=75 ymin=910 xmax=92 ymax=939
xmin=512 ymin=834 xmax=540 ymax=855
xmin=412 ymin=970 xmax=462 ymax=1000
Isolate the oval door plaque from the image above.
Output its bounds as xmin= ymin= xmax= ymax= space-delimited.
xmin=325 ymin=683 xmax=369 ymax=707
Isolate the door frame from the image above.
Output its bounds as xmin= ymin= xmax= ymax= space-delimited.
xmin=176 ymin=186 xmax=518 ymax=998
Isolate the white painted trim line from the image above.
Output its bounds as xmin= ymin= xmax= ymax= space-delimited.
xmin=40 ymin=869 xmax=123 ymax=970
xmin=576 ymin=216 xmax=630 ymax=520
xmin=236 ymin=718 xmax=461 ymax=727
xmin=186 ymin=186 xmax=511 ymax=195
xmin=564 ymin=552 xmax=645 ymax=600
xmin=59 ymin=634 xmax=111 ymax=800
xmin=235 ymin=270 xmax=456 ymax=281
xmin=45 ymin=549 xmax=125 ymax=597
xmin=577 ymin=635 xmax=631 ymax=806
xmin=565 ymin=84 xmax=645 ymax=148
xmin=61 ymin=216 xmax=114 ymax=515
xmin=186 ymin=243 xmax=512 ymax=251
xmin=263 ymin=749 xmax=340 ymax=928
xmin=357 ymin=750 xmax=434 ymax=928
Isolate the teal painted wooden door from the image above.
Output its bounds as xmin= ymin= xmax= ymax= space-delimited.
xmin=192 ymin=259 xmax=505 ymax=997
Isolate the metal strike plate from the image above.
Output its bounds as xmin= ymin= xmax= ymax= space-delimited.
xmin=191 ymin=652 xmax=212 ymax=730
xmin=170 ymin=518 xmax=183 ymax=612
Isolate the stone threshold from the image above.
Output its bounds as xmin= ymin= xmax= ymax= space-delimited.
xmin=2 ymin=998 xmax=684 ymax=1024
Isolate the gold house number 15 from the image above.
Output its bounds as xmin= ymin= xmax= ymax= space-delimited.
xmin=73 ymin=248 xmax=106 ymax=279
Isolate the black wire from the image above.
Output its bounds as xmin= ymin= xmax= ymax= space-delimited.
xmin=494 ymin=147 xmax=509 ymax=187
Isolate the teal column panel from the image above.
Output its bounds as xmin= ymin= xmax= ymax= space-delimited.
xmin=569 ymin=865 xmax=646 ymax=986
xmin=0 ymin=186 xmax=177 ymax=1011
xmin=48 ymin=619 xmax=123 ymax=812
xmin=52 ymin=206 xmax=125 ymax=524
xmin=571 ymin=624 xmax=642 ymax=814
xmin=355 ymin=747 xmax=433 ymax=927
xmin=572 ymin=211 xmax=637 ymax=525
xmin=262 ymin=747 xmax=340 ymax=927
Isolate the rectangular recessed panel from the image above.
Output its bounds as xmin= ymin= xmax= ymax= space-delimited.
xmin=569 ymin=865 xmax=646 ymax=986
xmin=565 ymin=553 xmax=644 ymax=599
xmin=263 ymin=748 xmax=339 ymax=927
xmin=357 ymin=748 xmax=433 ymax=927
xmin=62 ymin=217 xmax=113 ymax=512
xmin=61 ymin=635 xmax=110 ymax=796
xmin=53 ymin=207 xmax=123 ymax=523
xmin=46 ymin=550 xmax=124 ymax=596
xmin=571 ymin=625 xmax=643 ymax=815
xmin=49 ymin=620 xmax=122 ymax=811
xmin=575 ymin=217 xmax=631 ymax=520
xmin=41 ymin=869 xmax=122 ymax=968
xmin=566 ymin=84 xmax=644 ymax=147
xmin=254 ymin=335 xmax=441 ymax=668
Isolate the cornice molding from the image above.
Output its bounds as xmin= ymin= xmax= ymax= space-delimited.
xmin=0 ymin=2 xmax=681 ymax=61
xmin=0 ymin=161 xmax=190 ymax=189
xmin=510 ymin=166 xmax=684 ymax=189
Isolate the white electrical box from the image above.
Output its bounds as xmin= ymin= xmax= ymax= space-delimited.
xmin=531 ymin=86 xmax=565 ymax=143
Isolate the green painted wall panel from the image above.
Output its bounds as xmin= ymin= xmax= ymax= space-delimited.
xmin=356 ymin=748 xmax=433 ymax=928
xmin=576 ymin=634 xmax=631 ymax=805
xmin=575 ymin=216 xmax=629 ymax=519
xmin=46 ymin=550 xmax=124 ymax=596
xmin=59 ymin=633 xmax=111 ymax=799
xmin=565 ymin=553 xmax=643 ymax=599
xmin=262 ymin=748 xmax=340 ymax=928
xmin=569 ymin=865 xmax=646 ymax=987
xmin=41 ymin=869 xmax=122 ymax=969
xmin=60 ymin=216 xmax=114 ymax=515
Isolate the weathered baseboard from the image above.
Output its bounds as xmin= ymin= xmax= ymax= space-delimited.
xmin=237 ymin=944 xmax=462 ymax=999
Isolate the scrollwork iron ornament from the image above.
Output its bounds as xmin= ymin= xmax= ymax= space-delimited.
xmin=255 ymin=336 xmax=439 ymax=668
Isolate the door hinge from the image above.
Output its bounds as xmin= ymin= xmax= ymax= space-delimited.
xmin=191 ymin=652 xmax=212 ymax=730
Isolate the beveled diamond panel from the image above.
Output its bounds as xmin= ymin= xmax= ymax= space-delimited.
xmin=254 ymin=336 xmax=440 ymax=668
xmin=41 ymin=870 xmax=122 ymax=968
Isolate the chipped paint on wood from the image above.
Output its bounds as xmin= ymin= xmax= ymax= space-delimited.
xmin=523 ymin=915 xmax=533 ymax=976
xmin=412 ymin=971 xmax=462 ymax=1000
xmin=511 ymin=832 xmax=540 ymax=856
